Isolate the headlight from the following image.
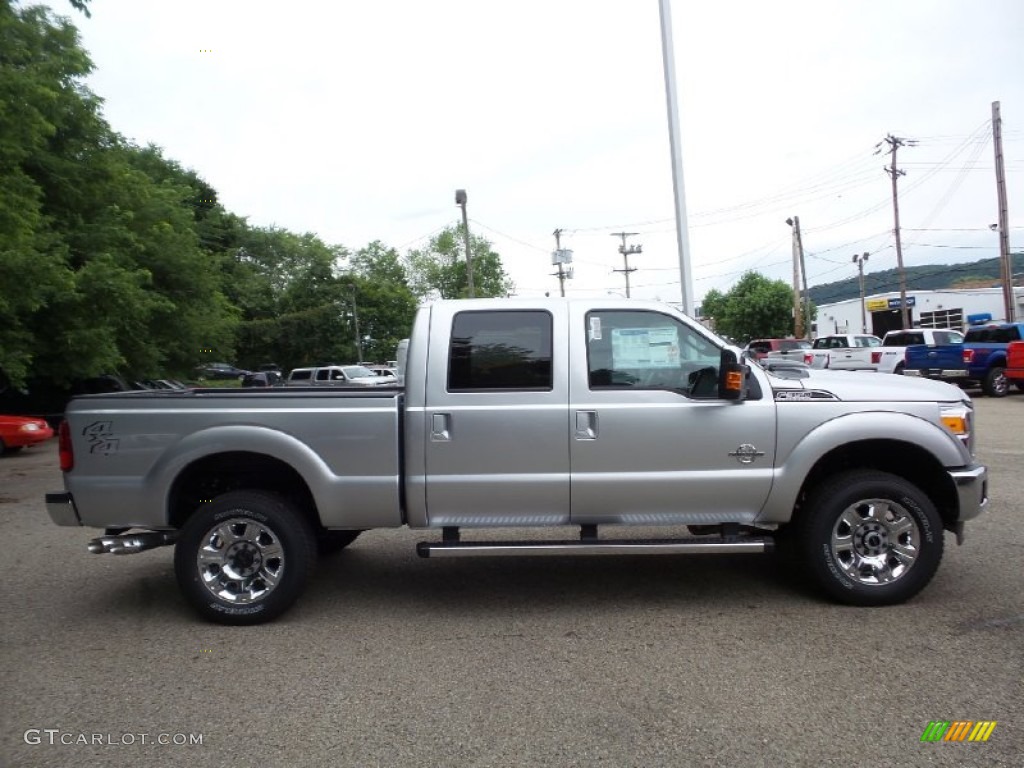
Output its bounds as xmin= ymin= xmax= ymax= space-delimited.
xmin=940 ymin=402 xmax=973 ymax=456
xmin=19 ymin=423 xmax=41 ymax=432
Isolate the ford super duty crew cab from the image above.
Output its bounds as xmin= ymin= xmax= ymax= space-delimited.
xmin=46 ymin=299 xmax=988 ymax=625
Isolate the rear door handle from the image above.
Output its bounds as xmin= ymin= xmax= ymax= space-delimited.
xmin=575 ymin=410 xmax=598 ymax=440
xmin=431 ymin=413 xmax=451 ymax=442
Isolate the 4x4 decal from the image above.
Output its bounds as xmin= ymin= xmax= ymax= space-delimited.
xmin=83 ymin=421 xmax=119 ymax=455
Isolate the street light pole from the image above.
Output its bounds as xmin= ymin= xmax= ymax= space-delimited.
xmin=349 ymin=284 xmax=361 ymax=363
xmin=455 ymin=189 xmax=475 ymax=298
xmin=853 ymin=252 xmax=869 ymax=333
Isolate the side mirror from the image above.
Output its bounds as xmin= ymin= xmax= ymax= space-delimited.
xmin=718 ymin=348 xmax=748 ymax=401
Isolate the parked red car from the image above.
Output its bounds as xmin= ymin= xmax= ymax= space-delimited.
xmin=1007 ymin=340 xmax=1024 ymax=390
xmin=743 ymin=338 xmax=811 ymax=360
xmin=0 ymin=414 xmax=54 ymax=454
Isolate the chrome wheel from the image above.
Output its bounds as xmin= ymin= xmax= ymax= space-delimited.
xmin=992 ymin=371 xmax=1008 ymax=396
xmin=830 ymin=499 xmax=920 ymax=586
xmin=196 ymin=516 xmax=285 ymax=603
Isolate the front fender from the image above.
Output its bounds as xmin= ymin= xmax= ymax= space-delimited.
xmin=758 ymin=410 xmax=969 ymax=523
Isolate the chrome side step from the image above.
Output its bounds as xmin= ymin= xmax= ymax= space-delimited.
xmin=417 ymin=536 xmax=773 ymax=558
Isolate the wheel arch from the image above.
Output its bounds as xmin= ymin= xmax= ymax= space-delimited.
xmin=168 ymin=451 xmax=320 ymax=532
xmin=787 ymin=439 xmax=959 ymax=531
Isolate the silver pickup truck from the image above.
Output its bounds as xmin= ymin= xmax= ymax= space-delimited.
xmin=46 ymin=299 xmax=988 ymax=624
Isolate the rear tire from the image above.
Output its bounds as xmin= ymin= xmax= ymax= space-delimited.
xmin=893 ymin=363 xmax=905 ymax=375
xmin=797 ymin=471 xmax=943 ymax=606
xmin=174 ymin=490 xmax=317 ymax=625
xmin=982 ymin=366 xmax=1008 ymax=397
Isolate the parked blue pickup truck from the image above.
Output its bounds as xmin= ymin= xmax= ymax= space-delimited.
xmin=904 ymin=322 xmax=1024 ymax=397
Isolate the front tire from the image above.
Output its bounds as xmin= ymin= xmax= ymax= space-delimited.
xmin=982 ymin=366 xmax=1008 ymax=397
xmin=174 ymin=490 xmax=317 ymax=625
xmin=797 ymin=471 xmax=943 ymax=606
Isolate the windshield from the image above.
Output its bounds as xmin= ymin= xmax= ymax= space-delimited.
xmin=343 ymin=366 xmax=376 ymax=378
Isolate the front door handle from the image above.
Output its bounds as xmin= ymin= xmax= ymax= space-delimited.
xmin=431 ymin=413 xmax=451 ymax=442
xmin=575 ymin=410 xmax=598 ymax=440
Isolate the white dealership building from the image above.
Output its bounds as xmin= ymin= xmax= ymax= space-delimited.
xmin=813 ymin=286 xmax=1024 ymax=338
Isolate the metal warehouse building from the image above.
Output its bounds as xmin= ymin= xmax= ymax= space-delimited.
xmin=814 ymin=286 xmax=1024 ymax=337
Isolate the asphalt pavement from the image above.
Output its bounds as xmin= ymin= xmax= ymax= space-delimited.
xmin=1 ymin=395 xmax=1022 ymax=768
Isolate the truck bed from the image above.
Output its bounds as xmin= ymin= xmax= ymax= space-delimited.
xmin=59 ymin=386 xmax=405 ymax=531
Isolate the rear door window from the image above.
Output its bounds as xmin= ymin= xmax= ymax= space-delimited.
xmin=448 ymin=310 xmax=553 ymax=391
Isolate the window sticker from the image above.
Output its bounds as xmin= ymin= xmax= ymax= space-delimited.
xmin=589 ymin=316 xmax=602 ymax=341
xmin=611 ymin=327 xmax=679 ymax=368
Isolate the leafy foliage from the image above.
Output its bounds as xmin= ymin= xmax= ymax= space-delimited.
xmin=702 ymin=271 xmax=811 ymax=343
xmin=807 ymin=253 xmax=1024 ymax=306
xmin=0 ymin=5 xmax=516 ymax=392
xmin=406 ymin=224 xmax=514 ymax=301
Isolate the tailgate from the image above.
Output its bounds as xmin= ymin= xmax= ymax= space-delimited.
xmin=904 ymin=344 xmax=964 ymax=370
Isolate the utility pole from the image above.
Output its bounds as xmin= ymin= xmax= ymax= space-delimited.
xmin=992 ymin=101 xmax=1015 ymax=322
xmin=454 ymin=189 xmax=475 ymax=298
xmin=349 ymin=284 xmax=362 ymax=363
xmin=785 ymin=217 xmax=810 ymax=338
xmin=853 ymin=252 xmax=870 ymax=333
xmin=611 ymin=232 xmax=641 ymax=298
xmin=551 ymin=229 xmax=573 ymax=297
xmin=879 ymin=134 xmax=916 ymax=328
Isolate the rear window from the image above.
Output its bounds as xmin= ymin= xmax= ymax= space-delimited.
xmin=289 ymin=369 xmax=312 ymax=382
xmin=854 ymin=336 xmax=881 ymax=347
xmin=965 ymin=327 xmax=1022 ymax=343
xmin=884 ymin=332 xmax=925 ymax=347
xmin=778 ymin=339 xmax=811 ymax=351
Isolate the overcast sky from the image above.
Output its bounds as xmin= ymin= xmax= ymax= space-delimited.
xmin=61 ymin=0 xmax=1024 ymax=307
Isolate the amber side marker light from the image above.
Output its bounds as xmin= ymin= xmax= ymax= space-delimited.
xmin=725 ymin=371 xmax=744 ymax=391
xmin=941 ymin=415 xmax=967 ymax=435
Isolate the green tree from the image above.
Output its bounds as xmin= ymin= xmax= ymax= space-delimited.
xmin=231 ymin=227 xmax=354 ymax=369
xmin=346 ymin=241 xmax=418 ymax=362
xmin=1 ymin=3 xmax=237 ymax=385
xmin=0 ymin=2 xmax=82 ymax=384
xmin=405 ymin=224 xmax=514 ymax=301
xmin=699 ymin=288 xmax=727 ymax=332
xmin=711 ymin=271 xmax=801 ymax=343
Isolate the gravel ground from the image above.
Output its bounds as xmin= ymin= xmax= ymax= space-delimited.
xmin=1 ymin=394 xmax=1021 ymax=768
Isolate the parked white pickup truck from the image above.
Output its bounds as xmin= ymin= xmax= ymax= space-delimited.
xmin=46 ymin=299 xmax=987 ymax=624
xmin=877 ymin=328 xmax=964 ymax=375
xmin=286 ymin=364 xmax=390 ymax=387
xmin=805 ymin=334 xmax=883 ymax=370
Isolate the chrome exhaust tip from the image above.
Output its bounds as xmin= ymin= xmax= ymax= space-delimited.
xmin=88 ymin=531 xmax=177 ymax=555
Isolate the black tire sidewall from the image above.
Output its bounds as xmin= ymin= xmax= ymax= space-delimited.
xmin=174 ymin=490 xmax=316 ymax=625
xmin=799 ymin=472 xmax=943 ymax=606
xmin=984 ymin=367 xmax=1007 ymax=397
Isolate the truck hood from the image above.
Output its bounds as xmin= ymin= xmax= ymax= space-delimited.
xmin=770 ymin=369 xmax=968 ymax=403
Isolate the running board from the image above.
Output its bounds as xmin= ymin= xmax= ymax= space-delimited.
xmin=417 ymin=536 xmax=773 ymax=558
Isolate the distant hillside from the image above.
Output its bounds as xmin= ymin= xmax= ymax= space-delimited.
xmin=808 ymin=252 xmax=1024 ymax=307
